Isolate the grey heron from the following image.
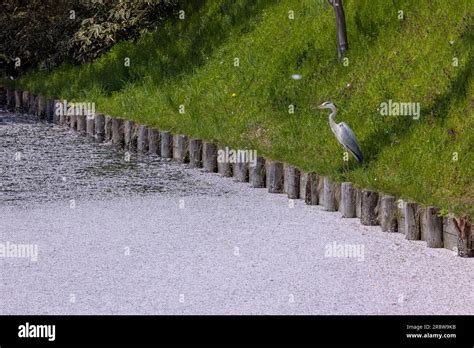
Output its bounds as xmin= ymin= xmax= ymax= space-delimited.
xmin=317 ymin=101 xmax=363 ymax=162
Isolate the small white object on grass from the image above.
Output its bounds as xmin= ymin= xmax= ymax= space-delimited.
xmin=291 ymin=74 xmax=303 ymax=80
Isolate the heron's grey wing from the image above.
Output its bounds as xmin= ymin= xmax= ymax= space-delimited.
xmin=339 ymin=122 xmax=363 ymax=162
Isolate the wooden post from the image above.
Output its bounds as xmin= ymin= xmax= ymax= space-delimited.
xmin=323 ymin=177 xmax=337 ymax=211
xmin=355 ymin=188 xmax=362 ymax=218
xmin=360 ymin=189 xmax=379 ymax=225
xmin=286 ymin=166 xmax=300 ymax=199
xmin=189 ymin=139 xmax=202 ymax=168
xmin=299 ymin=171 xmax=307 ymax=199
xmin=5 ymin=88 xmax=13 ymax=110
xmin=137 ymin=125 xmax=149 ymax=153
xmin=267 ymin=161 xmax=284 ymax=193
xmin=249 ymin=156 xmax=266 ymax=188
xmin=28 ymin=94 xmax=37 ymax=115
xmin=104 ymin=115 xmax=113 ymax=142
xmin=340 ymin=182 xmax=356 ymax=218
xmin=419 ymin=207 xmax=427 ymax=240
xmin=95 ymin=113 xmax=105 ymax=142
xmin=14 ymin=90 xmax=22 ymax=112
xmin=53 ymin=100 xmax=62 ymax=124
xmin=404 ymin=202 xmax=420 ymax=240
xmin=46 ymin=99 xmax=55 ymax=122
xmin=37 ymin=96 xmax=47 ymax=119
xmin=22 ymin=91 xmax=30 ymax=111
xmin=425 ymin=207 xmax=443 ymax=248
xmin=86 ymin=115 xmax=95 ymax=138
xmin=442 ymin=216 xmax=458 ymax=251
xmin=317 ymin=178 xmax=324 ymax=206
xmin=397 ymin=200 xmax=406 ymax=234
xmin=70 ymin=113 xmax=78 ymax=129
xmin=173 ymin=134 xmax=188 ymax=162
xmin=379 ymin=195 xmax=397 ymax=232
xmin=160 ymin=131 xmax=173 ymax=158
xmin=334 ymin=183 xmax=341 ymax=211
xmin=305 ymin=172 xmax=319 ymax=205
xmin=217 ymin=147 xmax=232 ymax=176
xmin=283 ymin=164 xmax=288 ymax=194
xmin=453 ymin=216 xmax=473 ymax=257
xmin=148 ymin=128 xmax=160 ymax=155
xmin=233 ymin=162 xmax=249 ymax=182
xmin=202 ymin=142 xmax=217 ymax=172
xmin=124 ymin=120 xmax=136 ymax=150
xmin=111 ymin=118 xmax=124 ymax=146
xmin=76 ymin=115 xmax=86 ymax=133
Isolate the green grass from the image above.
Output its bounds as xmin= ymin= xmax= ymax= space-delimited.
xmin=12 ymin=0 xmax=474 ymax=215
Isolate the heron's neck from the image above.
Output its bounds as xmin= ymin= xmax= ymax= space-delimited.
xmin=328 ymin=108 xmax=337 ymax=129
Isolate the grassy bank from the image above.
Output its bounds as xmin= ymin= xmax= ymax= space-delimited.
xmin=13 ymin=0 xmax=474 ymax=215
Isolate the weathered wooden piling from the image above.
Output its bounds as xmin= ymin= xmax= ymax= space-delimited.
xmin=86 ymin=115 xmax=95 ymax=138
xmin=424 ymin=207 xmax=443 ymax=248
xmin=305 ymin=172 xmax=319 ymax=205
xmin=188 ymin=139 xmax=202 ymax=168
xmin=46 ymin=99 xmax=54 ymax=122
xmin=14 ymin=90 xmax=22 ymax=112
xmin=28 ymin=94 xmax=37 ymax=115
xmin=419 ymin=207 xmax=427 ymax=240
xmin=299 ymin=171 xmax=307 ymax=199
xmin=124 ymin=120 xmax=136 ymax=150
xmin=323 ymin=177 xmax=338 ymax=211
xmin=317 ymin=178 xmax=324 ymax=206
xmin=95 ymin=114 xmax=105 ymax=142
xmin=5 ymin=88 xmax=13 ymax=110
xmin=267 ymin=161 xmax=284 ymax=193
xmin=355 ymin=188 xmax=362 ymax=218
xmin=76 ymin=115 xmax=86 ymax=133
xmin=217 ymin=147 xmax=232 ymax=177
xmin=104 ymin=115 xmax=113 ymax=142
xmin=22 ymin=91 xmax=30 ymax=111
xmin=202 ymin=142 xmax=218 ymax=172
xmin=160 ymin=131 xmax=173 ymax=158
xmin=172 ymin=134 xmax=188 ymax=162
xmin=360 ymin=189 xmax=379 ymax=225
xmin=286 ymin=166 xmax=300 ymax=199
xmin=233 ymin=162 xmax=249 ymax=182
xmin=397 ymin=200 xmax=406 ymax=234
xmin=37 ymin=96 xmax=47 ymax=119
xmin=340 ymin=182 xmax=356 ymax=218
xmin=70 ymin=114 xmax=78 ymax=129
xmin=442 ymin=216 xmax=458 ymax=251
xmin=404 ymin=202 xmax=420 ymax=240
xmin=111 ymin=118 xmax=124 ymax=146
xmin=148 ymin=128 xmax=160 ymax=155
xmin=137 ymin=125 xmax=149 ymax=153
xmin=443 ymin=215 xmax=473 ymax=256
xmin=379 ymin=195 xmax=397 ymax=232
xmin=249 ymin=156 xmax=266 ymax=188
xmin=452 ymin=216 xmax=473 ymax=257
xmin=53 ymin=100 xmax=62 ymax=124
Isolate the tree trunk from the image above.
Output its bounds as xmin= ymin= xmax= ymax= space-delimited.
xmin=329 ymin=0 xmax=349 ymax=62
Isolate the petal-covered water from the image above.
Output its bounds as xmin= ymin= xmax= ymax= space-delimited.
xmin=0 ymin=109 xmax=232 ymax=206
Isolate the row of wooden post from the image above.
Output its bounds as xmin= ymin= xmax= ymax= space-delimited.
xmin=2 ymin=87 xmax=471 ymax=256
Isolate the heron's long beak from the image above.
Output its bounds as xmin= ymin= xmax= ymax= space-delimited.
xmin=317 ymin=105 xmax=324 ymax=109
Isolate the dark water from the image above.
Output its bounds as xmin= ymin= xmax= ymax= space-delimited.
xmin=0 ymin=109 xmax=225 ymax=206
